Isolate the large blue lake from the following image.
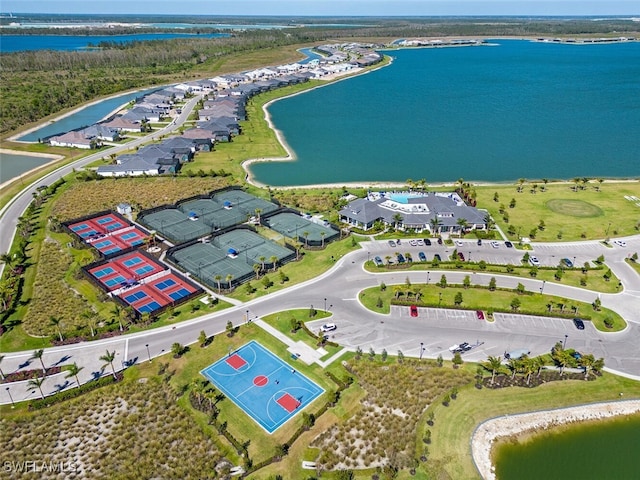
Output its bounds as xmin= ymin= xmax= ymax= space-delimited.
xmin=0 ymin=32 xmax=229 ymax=53
xmin=251 ymin=40 xmax=640 ymax=186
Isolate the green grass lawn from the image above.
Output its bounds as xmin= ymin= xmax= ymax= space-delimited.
xmin=365 ymin=259 xmax=621 ymax=293
xmin=426 ymin=372 xmax=640 ymax=480
xmin=474 ymin=181 xmax=640 ymax=242
xmin=359 ymin=283 xmax=626 ymax=332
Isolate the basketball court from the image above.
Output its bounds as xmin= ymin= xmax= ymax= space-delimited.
xmin=201 ymin=341 xmax=324 ymax=434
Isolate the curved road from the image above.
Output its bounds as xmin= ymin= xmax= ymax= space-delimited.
xmin=2 ymin=234 xmax=640 ymax=405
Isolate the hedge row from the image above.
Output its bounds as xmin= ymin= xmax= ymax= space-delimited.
xmin=28 ymin=372 xmax=122 ymax=410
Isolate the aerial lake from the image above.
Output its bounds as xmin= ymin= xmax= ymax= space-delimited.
xmin=250 ymin=39 xmax=640 ymax=186
xmin=0 ymin=32 xmax=229 ymax=53
xmin=0 ymin=152 xmax=56 ymax=184
xmin=494 ymin=413 xmax=640 ymax=479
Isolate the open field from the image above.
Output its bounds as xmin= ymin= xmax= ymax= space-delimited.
xmin=474 ymin=181 xmax=640 ymax=242
xmin=359 ymin=284 xmax=626 ymax=332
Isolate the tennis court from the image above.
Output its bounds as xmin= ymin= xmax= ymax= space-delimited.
xmin=201 ymin=341 xmax=323 ymax=434
xmin=138 ymin=208 xmax=212 ymax=244
xmin=169 ymin=228 xmax=294 ymax=289
xmin=264 ymin=212 xmax=339 ymax=245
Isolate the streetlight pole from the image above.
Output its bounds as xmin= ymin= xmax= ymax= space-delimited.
xmin=468 ymin=251 xmax=471 ymax=262
xmin=419 ymin=342 xmax=424 ymax=360
xmin=6 ymin=387 xmax=15 ymax=408
xmin=246 ymin=309 xmax=250 ymax=323
xmin=427 ymin=271 xmax=430 ymax=284
xmin=367 ymin=251 xmax=370 ymax=263
xmin=145 ymin=344 xmax=151 ymax=363
xmin=563 ymin=334 xmax=568 ymax=350
xmin=540 ymin=280 xmax=546 ymax=295
xmin=438 ymin=292 xmax=442 ymax=306
xmin=324 ymin=298 xmax=327 ymax=312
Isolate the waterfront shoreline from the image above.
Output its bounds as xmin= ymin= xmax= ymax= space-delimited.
xmin=472 ymin=399 xmax=640 ymax=480
xmin=0 ymin=149 xmax=65 ymax=191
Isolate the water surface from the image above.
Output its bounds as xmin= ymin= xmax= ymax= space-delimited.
xmin=251 ymin=40 xmax=640 ymax=186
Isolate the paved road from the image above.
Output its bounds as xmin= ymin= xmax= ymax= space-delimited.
xmin=2 ymin=234 xmax=640 ymax=405
xmin=0 ymin=94 xmax=203 ymax=278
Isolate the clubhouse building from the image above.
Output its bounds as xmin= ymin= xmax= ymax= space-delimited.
xmin=339 ymin=191 xmax=487 ymax=235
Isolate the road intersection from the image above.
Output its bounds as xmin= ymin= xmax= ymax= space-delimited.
xmin=2 ymin=235 xmax=640 ymax=405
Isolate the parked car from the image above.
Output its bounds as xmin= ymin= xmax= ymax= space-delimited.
xmin=418 ymin=251 xmax=427 ymax=262
xmin=491 ymin=241 xmax=500 ymax=248
xmin=505 ymin=241 xmax=513 ymax=248
xmin=457 ymin=252 xmax=465 ymax=261
xmin=424 ymin=238 xmax=432 ymax=246
xmin=416 ymin=239 xmax=424 ymax=246
xmin=437 ymin=238 xmax=443 ymax=245
xmin=396 ymin=239 xmax=402 ymax=245
xmin=374 ymin=256 xmax=383 ymax=266
xmin=455 ymin=240 xmax=464 ymax=247
xmin=613 ymin=240 xmax=627 ymax=247
xmin=434 ymin=254 xmax=442 ymax=261
xmin=573 ymin=318 xmax=585 ymax=330
xmin=561 ymin=258 xmax=574 ymax=268
xmin=477 ymin=239 xmax=482 ymax=246
xmin=397 ymin=253 xmax=406 ymax=263
xmin=476 ymin=310 xmax=485 ymax=320
xmin=571 ymin=351 xmax=582 ymax=360
xmin=321 ymin=323 xmax=337 ymax=332
xmin=409 ymin=239 xmax=417 ymax=246
xmin=529 ymin=256 xmax=541 ymax=266
xmin=410 ymin=305 xmax=418 ymax=317
xmin=388 ymin=240 xmax=396 ymax=247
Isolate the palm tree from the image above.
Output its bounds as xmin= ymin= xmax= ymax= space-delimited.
xmin=596 ymin=178 xmax=604 ymax=191
xmin=303 ymin=231 xmax=309 ymax=247
xmin=517 ymin=178 xmax=526 ymax=193
xmin=214 ymin=274 xmax=222 ymax=293
xmin=31 ymin=349 xmax=46 ymax=374
xmin=269 ymin=255 xmax=278 ymax=272
xmin=572 ymin=177 xmax=581 ymax=192
xmin=392 ymin=214 xmax=403 ymax=231
xmin=27 ymin=374 xmax=46 ymax=400
xmin=253 ymin=263 xmax=261 ymax=280
xmin=580 ymin=353 xmax=595 ymax=379
xmin=533 ymin=356 xmax=546 ymax=377
xmin=320 ymin=231 xmax=326 ymax=248
xmin=429 ymin=217 xmax=441 ymax=237
xmin=99 ymin=350 xmax=117 ymax=379
xmin=521 ymin=356 xmax=536 ymax=385
xmin=456 ymin=218 xmax=469 ymax=236
xmin=259 ymin=256 xmax=266 ymax=271
xmin=66 ymin=362 xmax=84 ymax=388
xmin=541 ymin=178 xmax=549 ymax=191
xmin=0 ymin=252 xmax=13 ymax=268
xmin=484 ymin=356 xmax=503 ymax=385
xmin=254 ymin=208 xmax=262 ymax=223
xmin=225 ymin=274 xmax=233 ymax=290
xmin=81 ymin=310 xmax=97 ymax=337
xmin=49 ymin=316 xmax=63 ymax=342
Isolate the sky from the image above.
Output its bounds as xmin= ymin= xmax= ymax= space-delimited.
xmin=2 ymin=1 xmax=639 ymax=17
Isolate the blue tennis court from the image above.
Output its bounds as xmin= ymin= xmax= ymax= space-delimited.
xmin=123 ymin=291 xmax=148 ymax=303
xmin=138 ymin=301 xmax=161 ymax=313
xmin=104 ymin=275 xmax=126 ymax=287
xmin=168 ymin=288 xmax=190 ymax=300
xmin=96 ymin=217 xmax=114 ymax=225
xmin=134 ymin=265 xmax=154 ymax=275
xmin=154 ymin=278 xmax=177 ymax=290
xmin=123 ymin=257 xmax=142 ymax=267
xmin=201 ymin=341 xmax=323 ymax=434
xmin=93 ymin=266 xmax=115 ymax=278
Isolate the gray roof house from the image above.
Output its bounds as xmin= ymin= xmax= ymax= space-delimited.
xmin=81 ymin=125 xmax=120 ymax=141
xmin=339 ymin=191 xmax=487 ymax=234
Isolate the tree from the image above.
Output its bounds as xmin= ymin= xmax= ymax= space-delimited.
xmin=463 ymin=275 xmax=471 ymax=289
xmin=397 ymin=350 xmax=404 ymax=363
xmin=454 ymin=292 xmax=463 ymax=306
xmin=488 ymin=277 xmax=497 ymax=291
xmin=320 ymin=231 xmax=326 ymax=248
xmin=303 ymin=231 xmax=310 ymax=247
xmin=452 ymin=352 xmax=463 ymax=368
xmin=198 ymin=330 xmax=207 ymax=347
xmin=510 ymin=297 xmax=521 ymax=311
xmin=456 ymin=217 xmax=468 ymax=235
xmin=81 ymin=310 xmax=97 ymax=337
xmin=429 ymin=217 xmax=441 ymax=236
xmin=381 ymin=348 xmax=388 ymax=362
xmin=439 ymin=274 xmax=447 ymax=288
xmin=516 ymin=283 xmax=526 ymax=294
xmin=253 ymin=263 xmax=261 ymax=280
xmin=484 ymin=356 xmax=503 ymax=385
xmin=66 ymin=362 xmax=84 ymax=388
xmin=27 ymin=374 xmax=46 ymax=400
xmin=99 ymin=350 xmax=117 ymax=379
xmin=392 ymin=213 xmax=404 ymax=231
xmin=580 ymin=353 xmax=596 ymax=379
xmin=49 ymin=316 xmax=64 ymax=342
xmin=226 ymin=320 xmax=234 ymax=336
xmin=31 ymin=349 xmax=46 ymax=374
xmin=225 ymin=274 xmax=233 ymax=290
xmin=171 ymin=342 xmax=184 ymax=358
xmin=259 ymin=255 xmax=266 ymax=271
xmin=214 ymin=274 xmax=222 ymax=293
xmin=509 ymin=198 xmax=516 ymax=208
xmin=269 ymin=255 xmax=278 ymax=272
xmin=436 ymin=354 xmax=443 ymax=367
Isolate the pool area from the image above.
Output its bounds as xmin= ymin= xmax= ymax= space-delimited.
xmin=387 ymin=193 xmax=426 ymax=204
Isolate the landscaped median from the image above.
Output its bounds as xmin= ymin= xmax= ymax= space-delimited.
xmin=364 ymin=258 xmax=622 ymax=294
xmin=358 ymin=281 xmax=626 ymax=332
